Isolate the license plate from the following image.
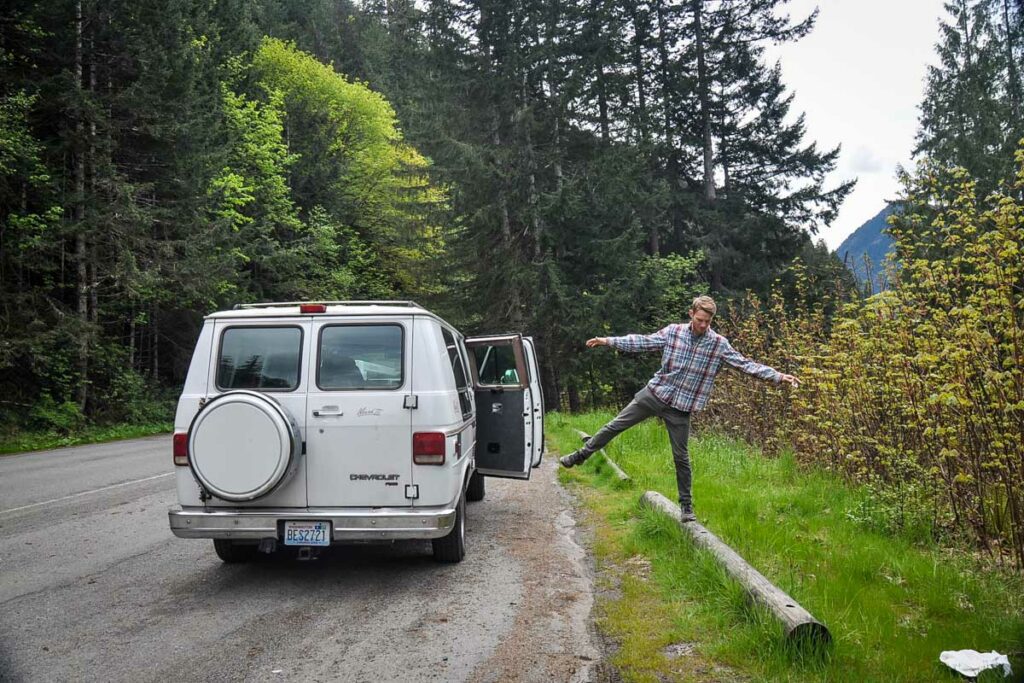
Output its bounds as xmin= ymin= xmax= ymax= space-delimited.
xmin=283 ymin=521 xmax=330 ymax=546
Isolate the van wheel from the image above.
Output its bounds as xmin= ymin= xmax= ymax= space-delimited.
xmin=466 ymin=471 xmax=485 ymax=502
xmin=432 ymin=492 xmax=466 ymax=563
xmin=213 ymin=539 xmax=258 ymax=563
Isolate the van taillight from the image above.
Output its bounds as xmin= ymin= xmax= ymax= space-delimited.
xmin=413 ymin=432 xmax=446 ymax=465
xmin=172 ymin=432 xmax=189 ymax=466
xmin=300 ymin=303 xmax=327 ymax=313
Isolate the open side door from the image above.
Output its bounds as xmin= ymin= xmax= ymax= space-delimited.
xmin=522 ymin=337 xmax=545 ymax=467
xmin=464 ymin=334 xmax=532 ymax=480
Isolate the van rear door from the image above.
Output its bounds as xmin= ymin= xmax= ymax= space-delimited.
xmin=305 ymin=319 xmax=413 ymax=507
xmin=523 ymin=337 xmax=545 ymax=467
xmin=464 ymin=334 xmax=532 ymax=480
xmin=203 ymin=318 xmax=311 ymax=507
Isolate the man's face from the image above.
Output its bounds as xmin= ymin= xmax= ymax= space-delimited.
xmin=690 ymin=308 xmax=713 ymax=335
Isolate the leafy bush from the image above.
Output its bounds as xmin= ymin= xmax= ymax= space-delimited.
xmin=709 ymin=142 xmax=1024 ymax=569
xmin=29 ymin=394 xmax=85 ymax=433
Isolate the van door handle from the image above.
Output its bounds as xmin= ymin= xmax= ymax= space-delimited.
xmin=313 ymin=407 xmax=344 ymax=417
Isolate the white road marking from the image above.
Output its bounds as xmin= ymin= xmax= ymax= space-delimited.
xmin=0 ymin=472 xmax=174 ymax=516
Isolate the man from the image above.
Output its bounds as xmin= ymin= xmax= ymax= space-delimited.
xmin=560 ymin=295 xmax=799 ymax=522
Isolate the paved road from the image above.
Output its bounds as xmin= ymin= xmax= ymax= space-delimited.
xmin=0 ymin=438 xmax=603 ymax=682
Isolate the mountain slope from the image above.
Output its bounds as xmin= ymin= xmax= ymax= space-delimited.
xmin=836 ymin=204 xmax=896 ymax=289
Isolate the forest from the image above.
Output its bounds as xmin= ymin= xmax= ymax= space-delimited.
xmin=1 ymin=0 xmax=1023 ymax=562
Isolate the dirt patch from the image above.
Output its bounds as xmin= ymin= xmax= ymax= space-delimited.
xmin=466 ymin=457 xmax=616 ymax=683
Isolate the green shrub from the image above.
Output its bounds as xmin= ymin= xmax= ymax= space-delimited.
xmin=29 ymin=394 xmax=85 ymax=433
xmin=709 ymin=142 xmax=1024 ymax=569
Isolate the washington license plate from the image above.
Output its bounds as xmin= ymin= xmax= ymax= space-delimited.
xmin=284 ymin=521 xmax=330 ymax=546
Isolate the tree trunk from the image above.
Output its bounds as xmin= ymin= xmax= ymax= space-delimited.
xmin=151 ymin=304 xmax=159 ymax=379
xmin=693 ymin=0 xmax=716 ymax=202
xmin=522 ymin=73 xmax=542 ymax=261
xmin=655 ymin=0 xmax=673 ymax=144
xmin=1002 ymin=0 xmax=1022 ymax=124
xmin=545 ymin=361 xmax=561 ymax=412
xmin=74 ymin=0 xmax=89 ymax=412
xmin=491 ymin=107 xmax=512 ymax=245
xmin=567 ymin=382 xmax=580 ymax=413
xmin=631 ymin=3 xmax=648 ymax=142
xmin=546 ymin=0 xmax=565 ymax=194
xmin=128 ymin=301 xmax=136 ymax=371
xmin=654 ymin=0 xmax=676 ymax=255
xmin=88 ymin=27 xmax=98 ymax=328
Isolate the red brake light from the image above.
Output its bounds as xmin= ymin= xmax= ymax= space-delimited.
xmin=413 ymin=432 xmax=446 ymax=465
xmin=172 ymin=432 xmax=189 ymax=466
xmin=300 ymin=303 xmax=327 ymax=314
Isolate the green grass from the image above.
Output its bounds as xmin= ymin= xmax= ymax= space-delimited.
xmin=551 ymin=411 xmax=1024 ymax=682
xmin=0 ymin=422 xmax=172 ymax=455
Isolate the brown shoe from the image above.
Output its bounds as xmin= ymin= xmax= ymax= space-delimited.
xmin=680 ymin=505 xmax=696 ymax=523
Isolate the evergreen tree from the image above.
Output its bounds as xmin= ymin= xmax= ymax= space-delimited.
xmin=916 ymin=0 xmax=1023 ymax=197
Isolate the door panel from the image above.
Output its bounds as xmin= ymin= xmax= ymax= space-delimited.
xmin=203 ymin=320 xmax=310 ymax=507
xmin=523 ymin=337 xmax=545 ymax=467
xmin=465 ymin=335 xmax=531 ymax=480
xmin=305 ymin=321 xmax=413 ymax=507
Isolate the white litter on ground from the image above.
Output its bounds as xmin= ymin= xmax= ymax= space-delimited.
xmin=939 ymin=649 xmax=1012 ymax=678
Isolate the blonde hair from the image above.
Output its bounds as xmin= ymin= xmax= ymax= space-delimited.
xmin=691 ymin=295 xmax=717 ymax=316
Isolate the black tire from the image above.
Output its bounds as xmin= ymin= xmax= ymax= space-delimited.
xmin=466 ymin=471 xmax=486 ymax=502
xmin=432 ymin=492 xmax=466 ymax=563
xmin=213 ymin=539 xmax=259 ymax=563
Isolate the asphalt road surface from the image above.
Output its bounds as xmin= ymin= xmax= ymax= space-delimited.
xmin=0 ymin=437 xmax=603 ymax=682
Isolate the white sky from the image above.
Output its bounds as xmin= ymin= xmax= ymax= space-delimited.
xmin=767 ymin=0 xmax=948 ymax=249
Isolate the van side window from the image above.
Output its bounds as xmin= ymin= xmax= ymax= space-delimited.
xmin=442 ymin=328 xmax=472 ymax=418
xmin=319 ymin=324 xmax=403 ymax=390
xmin=217 ymin=327 xmax=302 ymax=391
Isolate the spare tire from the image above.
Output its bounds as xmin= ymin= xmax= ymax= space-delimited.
xmin=188 ymin=390 xmax=302 ymax=502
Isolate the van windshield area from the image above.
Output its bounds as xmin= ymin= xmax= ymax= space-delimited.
xmin=217 ymin=327 xmax=302 ymax=390
xmin=319 ymin=325 xmax=403 ymax=390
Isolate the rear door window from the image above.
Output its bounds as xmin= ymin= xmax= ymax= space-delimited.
xmin=318 ymin=324 xmax=404 ymax=390
xmin=474 ymin=344 xmax=525 ymax=386
xmin=217 ymin=326 xmax=302 ymax=391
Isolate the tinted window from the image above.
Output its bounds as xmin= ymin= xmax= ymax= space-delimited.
xmin=319 ymin=325 xmax=403 ymax=390
xmin=217 ymin=327 xmax=302 ymax=390
xmin=474 ymin=344 xmax=520 ymax=385
xmin=442 ymin=328 xmax=472 ymax=418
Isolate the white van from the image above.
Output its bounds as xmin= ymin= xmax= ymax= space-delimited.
xmin=168 ymin=301 xmax=545 ymax=563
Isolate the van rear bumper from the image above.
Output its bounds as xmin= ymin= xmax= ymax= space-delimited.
xmin=168 ymin=505 xmax=457 ymax=541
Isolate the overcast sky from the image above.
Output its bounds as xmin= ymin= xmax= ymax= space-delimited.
xmin=766 ymin=0 xmax=948 ymax=249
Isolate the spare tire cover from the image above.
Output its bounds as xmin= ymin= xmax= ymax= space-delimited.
xmin=188 ymin=390 xmax=302 ymax=502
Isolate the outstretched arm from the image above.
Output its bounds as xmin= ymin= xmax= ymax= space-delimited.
xmin=588 ymin=328 xmax=668 ymax=353
xmin=721 ymin=342 xmax=800 ymax=387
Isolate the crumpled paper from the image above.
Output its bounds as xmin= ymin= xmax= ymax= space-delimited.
xmin=939 ymin=649 xmax=1012 ymax=678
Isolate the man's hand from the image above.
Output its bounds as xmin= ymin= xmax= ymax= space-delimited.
xmin=585 ymin=337 xmax=609 ymax=348
xmin=779 ymin=373 xmax=800 ymax=387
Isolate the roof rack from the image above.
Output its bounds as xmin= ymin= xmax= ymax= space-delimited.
xmin=233 ymin=300 xmax=423 ymax=310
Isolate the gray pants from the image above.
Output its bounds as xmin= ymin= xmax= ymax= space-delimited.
xmin=582 ymin=386 xmax=693 ymax=507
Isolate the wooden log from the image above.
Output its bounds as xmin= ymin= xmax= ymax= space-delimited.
xmin=575 ymin=430 xmax=630 ymax=482
xmin=641 ymin=490 xmax=830 ymax=647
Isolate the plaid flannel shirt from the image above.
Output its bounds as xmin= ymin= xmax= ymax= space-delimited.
xmin=608 ymin=323 xmax=781 ymax=413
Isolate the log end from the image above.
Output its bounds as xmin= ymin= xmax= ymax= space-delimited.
xmin=786 ymin=620 xmax=832 ymax=648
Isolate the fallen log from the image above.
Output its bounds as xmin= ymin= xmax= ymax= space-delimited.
xmin=575 ymin=430 xmax=630 ymax=482
xmin=641 ymin=490 xmax=830 ymax=647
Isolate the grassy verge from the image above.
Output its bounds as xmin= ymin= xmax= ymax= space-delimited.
xmin=0 ymin=422 xmax=172 ymax=455
xmin=550 ymin=411 xmax=1024 ymax=682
